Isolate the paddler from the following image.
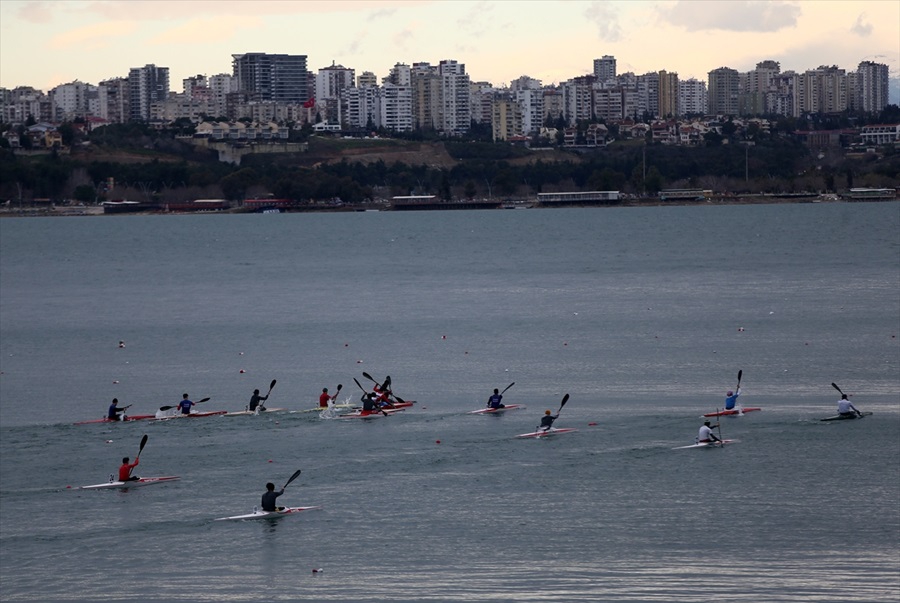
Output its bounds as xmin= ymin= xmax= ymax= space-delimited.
xmin=698 ymin=420 xmax=722 ymax=444
xmin=118 ymin=456 xmax=139 ymax=482
xmin=361 ymin=392 xmax=379 ymax=414
xmin=107 ymin=398 xmax=131 ymax=421
xmin=836 ymin=394 xmax=862 ymax=418
xmin=249 ymin=388 xmax=269 ymax=413
xmin=319 ymin=387 xmax=336 ymax=408
xmin=487 ymin=388 xmax=505 ymax=409
xmin=261 ymin=482 xmax=285 ymax=512
xmin=177 ymin=394 xmax=194 ymax=415
xmin=540 ymin=409 xmax=558 ymax=431
xmin=724 ymin=388 xmax=742 ymax=411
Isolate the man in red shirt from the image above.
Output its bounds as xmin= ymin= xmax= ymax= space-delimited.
xmin=118 ymin=457 xmax=139 ymax=482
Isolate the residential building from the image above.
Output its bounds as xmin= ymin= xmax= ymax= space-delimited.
xmin=439 ymin=59 xmax=471 ymax=135
xmin=678 ymin=78 xmax=707 ymax=116
xmin=492 ymin=98 xmax=522 ymax=141
xmin=232 ymin=53 xmax=309 ymax=104
xmin=128 ymin=64 xmax=169 ymax=121
xmin=658 ymin=71 xmax=678 ymax=118
xmin=593 ymin=55 xmax=617 ymax=84
xmin=378 ymin=83 xmax=413 ymax=132
xmin=411 ymin=62 xmax=441 ymax=130
xmin=708 ymin=67 xmax=740 ymax=115
xmin=856 ymin=61 xmax=889 ymax=114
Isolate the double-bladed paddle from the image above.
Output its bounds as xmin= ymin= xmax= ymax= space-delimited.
xmin=500 ymin=382 xmax=515 ymax=395
xmin=831 ymin=382 xmax=844 ymax=396
xmin=135 ymin=434 xmax=149 ymax=461
xmin=159 ymin=397 xmax=210 ymax=412
xmin=282 ymin=469 xmax=302 ymax=490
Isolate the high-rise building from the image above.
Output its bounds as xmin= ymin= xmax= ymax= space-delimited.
xmin=856 ymin=61 xmax=889 ymax=114
xmin=800 ymin=66 xmax=847 ymax=114
xmin=658 ymin=71 xmax=678 ymax=118
xmin=411 ymin=62 xmax=441 ymax=130
xmin=439 ymin=59 xmax=471 ymax=135
xmin=357 ymin=71 xmax=378 ymax=88
xmin=51 ymin=81 xmax=93 ymax=121
xmin=232 ymin=53 xmax=309 ymax=104
xmin=593 ymin=56 xmax=617 ymax=83
xmin=208 ymin=74 xmax=238 ymax=118
xmin=707 ymin=67 xmax=740 ymax=115
xmin=385 ymin=63 xmax=411 ymax=87
xmin=742 ymin=60 xmax=780 ymax=115
xmin=492 ymin=97 xmax=522 ymax=141
xmin=128 ymin=64 xmax=169 ymax=121
xmin=378 ymin=83 xmax=413 ymax=132
xmin=677 ymin=78 xmax=707 ymax=116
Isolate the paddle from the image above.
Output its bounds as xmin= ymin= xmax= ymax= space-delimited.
xmin=736 ymin=370 xmax=742 ymax=392
xmin=135 ymin=434 xmax=149 ymax=461
xmin=282 ymin=469 xmax=302 ymax=490
xmin=266 ymin=379 xmax=277 ymax=397
xmin=500 ymin=382 xmax=515 ymax=395
xmin=714 ymin=411 xmax=724 ymax=445
xmin=354 ymin=378 xmax=388 ymax=415
xmin=159 ymin=397 xmax=210 ymax=412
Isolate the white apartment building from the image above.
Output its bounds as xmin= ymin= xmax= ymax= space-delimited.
xmin=149 ymin=94 xmax=210 ymax=124
xmin=439 ymin=59 xmax=471 ymax=135
xmin=378 ymin=83 xmax=413 ymax=132
xmin=593 ymin=55 xmax=617 ymax=84
xmin=563 ymin=76 xmax=595 ymax=124
xmin=856 ymin=61 xmax=889 ymax=114
xmin=470 ymin=81 xmax=495 ymax=124
xmin=128 ymin=64 xmax=169 ymax=121
xmin=208 ymin=74 xmax=238 ymax=118
xmin=342 ymin=85 xmax=378 ymax=130
xmin=51 ymin=81 xmax=94 ymax=121
xmin=678 ymin=78 xmax=707 ymax=116
xmin=515 ymin=87 xmax=544 ymax=134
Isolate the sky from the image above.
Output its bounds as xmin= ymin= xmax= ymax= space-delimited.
xmin=1 ymin=0 xmax=898 ymax=96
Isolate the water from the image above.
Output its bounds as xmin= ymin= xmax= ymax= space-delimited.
xmin=1 ymin=203 xmax=898 ymax=602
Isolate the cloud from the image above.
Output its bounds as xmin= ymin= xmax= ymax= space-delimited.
xmin=369 ymin=8 xmax=396 ymax=21
xmin=83 ymin=0 xmax=426 ymax=21
xmin=584 ymin=1 xmax=622 ymax=42
xmin=393 ymin=27 xmax=416 ymax=52
xmin=49 ymin=20 xmax=137 ymax=51
xmin=657 ymin=0 xmax=800 ymax=33
xmin=148 ymin=15 xmax=263 ymax=45
xmin=16 ymin=1 xmax=55 ymax=24
xmin=850 ymin=13 xmax=873 ymax=37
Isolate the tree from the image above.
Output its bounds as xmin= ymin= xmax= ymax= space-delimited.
xmin=72 ymin=184 xmax=97 ymax=203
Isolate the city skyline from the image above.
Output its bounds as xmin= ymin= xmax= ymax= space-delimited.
xmin=1 ymin=0 xmax=898 ymax=93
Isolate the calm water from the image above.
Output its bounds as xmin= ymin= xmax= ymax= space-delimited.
xmin=1 ymin=203 xmax=898 ymax=602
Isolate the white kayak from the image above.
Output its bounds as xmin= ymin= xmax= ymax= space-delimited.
xmin=469 ymin=404 xmax=525 ymax=415
xmin=515 ymin=427 xmax=578 ymax=439
xmin=225 ymin=407 xmax=288 ymax=416
xmin=673 ymin=439 xmax=737 ymax=449
xmin=81 ymin=476 xmax=181 ymax=490
xmin=820 ymin=411 xmax=873 ymax=422
xmin=291 ymin=403 xmax=355 ymax=414
xmin=215 ymin=505 xmax=322 ymax=521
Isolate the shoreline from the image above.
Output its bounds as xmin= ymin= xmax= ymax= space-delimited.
xmin=3 ymin=196 xmax=895 ymax=218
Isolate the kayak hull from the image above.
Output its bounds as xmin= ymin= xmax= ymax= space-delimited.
xmin=673 ymin=439 xmax=737 ymax=449
xmin=337 ymin=408 xmax=405 ymax=419
xmin=154 ymin=410 xmax=227 ymax=421
xmin=515 ymin=427 xmax=578 ymax=439
xmin=469 ymin=404 xmax=524 ymax=415
xmin=215 ymin=506 xmax=322 ymax=521
xmin=74 ymin=415 xmax=155 ymax=425
xmin=821 ymin=411 xmax=873 ymax=422
xmin=702 ymin=407 xmax=761 ymax=418
xmin=225 ymin=407 xmax=287 ymax=416
xmin=81 ymin=476 xmax=181 ymax=490
xmin=291 ymin=403 xmax=355 ymax=414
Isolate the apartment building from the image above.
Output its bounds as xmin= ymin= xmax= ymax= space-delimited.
xmin=708 ymin=67 xmax=740 ymax=115
xmin=439 ymin=59 xmax=471 ymax=135
xmin=232 ymin=53 xmax=309 ymax=104
xmin=856 ymin=61 xmax=890 ymax=114
xmin=678 ymin=78 xmax=707 ymax=115
xmin=128 ymin=64 xmax=169 ymax=121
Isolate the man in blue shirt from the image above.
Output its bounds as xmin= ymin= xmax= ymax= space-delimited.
xmin=261 ymin=482 xmax=284 ymax=512
xmin=177 ymin=394 xmax=194 ymax=415
xmin=107 ymin=398 xmax=130 ymax=421
xmin=487 ymin=388 xmax=505 ymax=409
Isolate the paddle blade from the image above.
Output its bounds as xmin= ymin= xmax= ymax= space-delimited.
xmin=336 ymin=384 xmax=343 ymax=392
xmin=362 ymin=372 xmax=375 ymax=383
xmin=197 ymin=397 xmax=211 ymax=404
xmin=393 ymin=395 xmax=406 ymax=404
xmin=269 ymin=379 xmax=277 ymax=391
xmin=558 ymin=393 xmax=569 ymax=412
xmin=831 ymin=382 xmax=843 ymax=394
xmin=737 ymin=370 xmax=742 ymax=384
xmin=283 ymin=469 xmax=302 ymax=489
xmin=159 ymin=405 xmax=174 ymax=411
xmin=384 ymin=376 xmax=391 ymax=389
xmin=138 ymin=434 xmax=148 ymax=452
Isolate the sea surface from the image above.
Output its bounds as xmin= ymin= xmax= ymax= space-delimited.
xmin=1 ymin=203 xmax=898 ymax=602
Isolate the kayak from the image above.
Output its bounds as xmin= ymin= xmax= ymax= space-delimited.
xmin=515 ymin=427 xmax=578 ymax=439
xmin=225 ymin=407 xmax=287 ymax=416
xmin=74 ymin=415 xmax=155 ymax=425
xmin=291 ymin=403 xmax=355 ymax=414
xmin=81 ymin=476 xmax=181 ymax=490
xmin=821 ymin=411 xmax=873 ymax=422
xmin=337 ymin=408 xmax=405 ymax=419
xmin=153 ymin=410 xmax=227 ymax=421
xmin=673 ymin=439 xmax=737 ymax=449
xmin=702 ymin=407 xmax=761 ymax=417
xmin=215 ymin=505 xmax=322 ymax=521
xmin=469 ymin=404 xmax=525 ymax=415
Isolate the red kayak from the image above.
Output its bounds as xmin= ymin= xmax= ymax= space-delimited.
xmin=702 ymin=407 xmax=761 ymax=417
xmin=74 ymin=415 xmax=155 ymax=425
